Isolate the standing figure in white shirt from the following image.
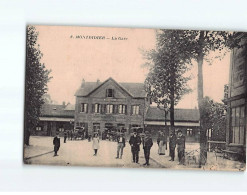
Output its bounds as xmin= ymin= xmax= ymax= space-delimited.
xmin=116 ymin=133 xmax=126 ymax=159
xmin=92 ymin=133 xmax=100 ymax=156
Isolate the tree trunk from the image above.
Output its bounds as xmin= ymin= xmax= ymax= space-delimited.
xmin=197 ymin=51 xmax=207 ymax=166
xmin=170 ymin=94 xmax=175 ymax=134
xmin=170 ymin=70 xmax=175 ymax=134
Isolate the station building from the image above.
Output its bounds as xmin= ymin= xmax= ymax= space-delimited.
xmin=225 ymin=32 xmax=247 ymax=161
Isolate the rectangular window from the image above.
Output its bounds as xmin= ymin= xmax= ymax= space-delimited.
xmin=105 ymin=123 xmax=114 ymax=130
xmin=36 ymin=126 xmax=42 ymax=131
xmin=131 ymin=105 xmax=140 ymax=115
xmin=106 ymin=89 xmax=114 ymax=97
xmin=58 ymin=127 xmax=64 ymax=132
xmin=106 ymin=104 xmax=113 ymax=114
xmin=187 ymin=128 xmax=193 ymax=136
xmin=131 ymin=124 xmax=140 ymax=128
xmin=80 ymin=103 xmax=88 ymax=113
xmin=231 ymin=106 xmax=245 ymax=144
xmin=93 ymin=123 xmax=100 ymax=132
xmin=78 ymin=122 xmax=88 ymax=130
xmin=93 ymin=104 xmax=101 ymax=113
xmin=118 ymin=104 xmax=126 ymax=114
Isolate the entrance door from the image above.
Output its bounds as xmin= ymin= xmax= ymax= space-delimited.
xmin=47 ymin=122 xmax=52 ymax=136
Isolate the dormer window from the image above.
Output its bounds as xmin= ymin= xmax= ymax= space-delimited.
xmin=106 ymin=89 xmax=114 ymax=98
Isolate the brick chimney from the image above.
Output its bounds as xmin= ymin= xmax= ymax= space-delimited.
xmin=96 ymin=79 xmax=100 ymax=86
xmin=81 ymin=78 xmax=85 ymax=88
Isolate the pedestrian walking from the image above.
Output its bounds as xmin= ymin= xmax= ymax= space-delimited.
xmin=53 ymin=133 xmax=60 ymax=157
xmin=64 ymin=131 xmax=67 ymax=143
xmin=142 ymin=131 xmax=153 ymax=166
xmin=116 ymin=133 xmax=126 ymax=159
xmin=129 ymin=130 xmax=141 ymax=163
xmin=177 ymin=130 xmax=186 ymax=165
xmin=169 ymin=132 xmax=177 ymax=161
xmin=88 ymin=134 xmax=92 ymax=142
xmin=92 ymin=133 xmax=100 ymax=156
xmin=157 ymin=131 xmax=166 ymax=155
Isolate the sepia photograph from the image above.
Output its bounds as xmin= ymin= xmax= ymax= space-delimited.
xmin=23 ymin=25 xmax=246 ymax=172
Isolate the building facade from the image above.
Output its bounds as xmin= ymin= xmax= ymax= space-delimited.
xmin=33 ymin=78 xmax=200 ymax=142
xmin=145 ymin=107 xmax=200 ymax=141
xmin=225 ymin=33 xmax=247 ymax=161
xmin=34 ymin=103 xmax=74 ymax=136
xmin=74 ymin=78 xmax=150 ymax=135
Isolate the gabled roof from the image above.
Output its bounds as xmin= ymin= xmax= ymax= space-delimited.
xmin=40 ymin=104 xmax=74 ymax=118
xmin=145 ymin=106 xmax=199 ymax=122
xmin=75 ymin=77 xmax=146 ymax=98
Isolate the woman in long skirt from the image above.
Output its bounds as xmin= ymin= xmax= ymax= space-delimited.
xmin=92 ymin=133 xmax=100 ymax=156
xmin=157 ymin=131 xmax=166 ymax=155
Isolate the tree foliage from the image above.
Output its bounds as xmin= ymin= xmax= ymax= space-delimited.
xmin=144 ymin=30 xmax=193 ymax=131
xmin=24 ymin=25 xmax=52 ymax=145
xmin=144 ymin=29 xmax=239 ymax=165
xmin=201 ymin=96 xmax=227 ymax=141
xmin=163 ymin=30 xmax=238 ymax=165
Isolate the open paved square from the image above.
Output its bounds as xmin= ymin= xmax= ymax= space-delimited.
xmin=24 ymin=136 xmax=165 ymax=168
xmin=24 ymin=136 xmax=245 ymax=171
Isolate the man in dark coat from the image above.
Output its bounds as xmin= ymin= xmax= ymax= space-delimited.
xmin=143 ymin=131 xmax=153 ymax=166
xmin=169 ymin=132 xmax=177 ymax=161
xmin=176 ymin=130 xmax=186 ymax=165
xmin=53 ymin=133 xmax=60 ymax=157
xmin=129 ymin=130 xmax=141 ymax=163
xmin=64 ymin=131 xmax=67 ymax=143
xmin=116 ymin=133 xmax=126 ymax=159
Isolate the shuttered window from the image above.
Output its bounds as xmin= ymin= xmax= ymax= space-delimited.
xmin=131 ymin=105 xmax=140 ymax=115
xmin=92 ymin=104 xmax=101 ymax=113
xmin=231 ymin=105 xmax=245 ymax=145
xmin=118 ymin=104 xmax=127 ymax=114
xmin=106 ymin=104 xmax=113 ymax=114
xmin=106 ymin=89 xmax=114 ymax=97
xmin=80 ymin=103 xmax=88 ymax=113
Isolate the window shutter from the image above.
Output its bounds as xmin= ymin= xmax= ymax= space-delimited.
xmin=131 ymin=106 xmax=133 ymax=115
xmin=138 ymin=105 xmax=141 ymax=115
xmin=125 ymin=105 xmax=127 ymax=115
xmin=92 ymin=104 xmax=95 ymax=113
xmin=98 ymin=104 xmax=101 ymax=113
xmin=112 ymin=105 xmax=115 ymax=114
xmin=101 ymin=104 xmax=105 ymax=114
xmin=79 ymin=104 xmax=82 ymax=113
xmin=114 ymin=105 xmax=118 ymax=114
xmin=86 ymin=104 xmax=88 ymax=113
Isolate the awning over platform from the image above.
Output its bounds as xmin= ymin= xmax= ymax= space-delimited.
xmin=144 ymin=121 xmax=199 ymax=127
xmin=39 ymin=117 xmax=74 ymax=122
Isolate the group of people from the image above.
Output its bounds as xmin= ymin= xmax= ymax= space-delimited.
xmin=156 ymin=130 xmax=186 ymax=165
xmin=168 ymin=130 xmax=186 ymax=165
xmin=128 ymin=130 xmax=153 ymax=166
xmin=87 ymin=130 xmax=153 ymax=166
xmin=52 ymin=129 xmax=186 ymax=166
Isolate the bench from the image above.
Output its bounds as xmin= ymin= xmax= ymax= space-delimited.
xmin=222 ymin=150 xmax=242 ymax=161
xmin=207 ymin=140 xmax=226 ymax=152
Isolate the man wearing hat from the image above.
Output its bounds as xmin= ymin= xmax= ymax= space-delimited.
xmin=176 ymin=129 xmax=186 ymax=165
xmin=129 ymin=129 xmax=141 ymax=163
xmin=142 ymin=130 xmax=153 ymax=166
xmin=169 ymin=131 xmax=177 ymax=161
xmin=53 ymin=132 xmax=60 ymax=157
xmin=116 ymin=133 xmax=126 ymax=159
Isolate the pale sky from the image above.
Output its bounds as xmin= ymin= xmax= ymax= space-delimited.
xmin=35 ymin=25 xmax=230 ymax=109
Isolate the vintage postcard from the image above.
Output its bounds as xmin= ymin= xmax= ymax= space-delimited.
xmin=23 ymin=25 xmax=246 ymax=171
